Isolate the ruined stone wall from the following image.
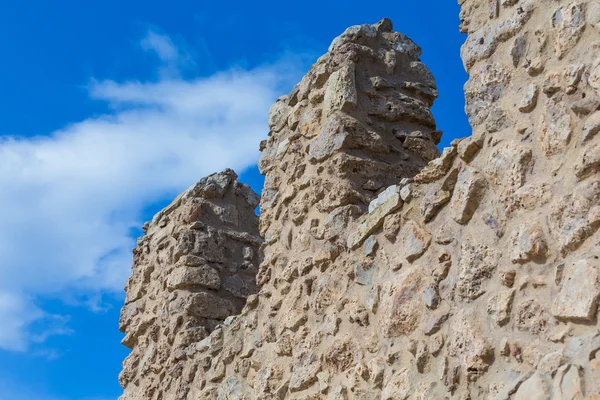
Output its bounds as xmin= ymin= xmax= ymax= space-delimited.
xmin=120 ymin=1 xmax=600 ymax=398
xmin=119 ymin=170 xmax=262 ymax=399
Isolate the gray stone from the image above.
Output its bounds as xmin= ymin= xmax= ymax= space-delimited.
xmin=363 ymin=235 xmax=378 ymax=257
xmin=399 ymin=220 xmax=431 ymax=262
xmin=552 ymin=3 xmax=585 ymax=59
xmin=518 ymin=84 xmax=539 ymax=112
xmin=347 ymin=189 xmax=402 ymax=249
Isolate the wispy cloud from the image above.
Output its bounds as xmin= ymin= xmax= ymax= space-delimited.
xmin=0 ymin=377 xmax=115 ymax=400
xmin=140 ymin=29 xmax=195 ymax=77
xmin=0 ymin=31 xmax=308 ymax=351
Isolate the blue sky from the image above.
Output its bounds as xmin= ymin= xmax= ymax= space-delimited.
xmin=0 ymin=1 xmax=469 ymax=398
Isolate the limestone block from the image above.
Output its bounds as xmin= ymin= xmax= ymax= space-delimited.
xmin=509 ymin=222 xmax=548 ymax=263
xmin=399 ymin=220 xmax=432 ymax=262
xmin=347 ymin=188 xmax=402 ymax=249
xmin=487 ymin=289 xmax=515 ymax=326
xmin=583 ymin=111 xmax=600 ymax=143
xmin=324 ymin=63 xmax=357 ymax=117
xmin=552 ymin=3 xmax=585 ymax=59
xmin=513 ymin=372 xmax=550 ymax=400
xmin=167 ymin=265 xmax=221 ymax=291
xmin=451 ymin=165 xmax=486 ymax=224
xmin=552 ymin=258 xmax=600 ymax=322
xmin=380 ymin=271 xmax=423 ymax=337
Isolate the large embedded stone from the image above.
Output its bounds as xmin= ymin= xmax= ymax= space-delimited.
xmin=539 ymin=100 xmax=573 ymax=157
xmin=289 ymin=351 xmax=321 ymax=392
xmin=447 ymin=310 xmax=493 ymax=377
xmin=380 ymin=271 xmax=423 ymax=337
xmin=172 ymin=291 xmax=237 ymax=320
xmin=399 ymin=220 xmax=431 ymax=262
xmin=324 ymin=63 xmax=357 ymax=117
xmin=583 ymin=111 xmax=600 ymax=143
xmin=509 ymin=222 xmax=548 ymax=263
xmin=451 ymin=165 xmax=486 ymax=224
xmin=381 ymin=368 xmax=411 ymax=400
xmin=552 ymin=2 xmax=585 ymax=59
xmin=551 ymin=364 xmax=584 ymax=399
xmin=518 ymin=84 xmax=539 ymax=113
xmin=414 ymin=146 xmax=457 ymax=183
xmin=167 ymin=265 xmax=221 ymax=291
xmin=574 ymin=141 xmax=600 ymax=180
xmin=347 ymin=187 xmax=402 ymax=249
xmin=513 ymin=372 xmax=550 ymax=400
xmin=487 ymin=289 xmax=515 ymax=326
xmin=552 ymin=258 xmax=600 ymax=322
xmin=456 ymin=241 xmax=497 ymax=301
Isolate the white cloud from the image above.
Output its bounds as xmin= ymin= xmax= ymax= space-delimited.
xmin=0 ymin=32 xmax=307 ymax=351
xmin=141 ymin=30 xmax=179 ymax=62
xmin=140 ymin=30 xmax=195 ymax=77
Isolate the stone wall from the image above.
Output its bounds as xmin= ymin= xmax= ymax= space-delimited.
xmin=119 ymin=170 xmax=261 ymax=399
xmin=119 ymin=1 xmax=600 ymax=398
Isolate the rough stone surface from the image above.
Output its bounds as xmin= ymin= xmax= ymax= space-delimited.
xmin=119 ymin=170 xmax=261 ymax=400
xmin=119 ymin=7 xmax=600 ymax=399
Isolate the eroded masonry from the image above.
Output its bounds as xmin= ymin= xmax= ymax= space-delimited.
xmin=119 ymin=0 xmax=600 ymax=398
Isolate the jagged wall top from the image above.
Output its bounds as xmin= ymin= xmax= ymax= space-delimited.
xmin=257 ymin=19 xmax=442 ymax=242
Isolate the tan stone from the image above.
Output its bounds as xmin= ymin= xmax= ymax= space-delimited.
xmin=380 ymin=271 xmax=423 ymax=337
xmin=552 ymin=258 xmax=600 ymax=322
xmin=487 ymin=289 xmax=515 ymax=326
xmin=513 ymin=372 xmax=550 ymax=400
xmin=399 ymin=220 xmax=431 ymax=262
xmin=451 ymin=165 xmax=486 ymax=224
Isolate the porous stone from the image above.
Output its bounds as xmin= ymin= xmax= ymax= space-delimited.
xmin=120 ymin=9 xmax=600 ymax=400
xmin=487 ymin=289 xmax=515 ymax=326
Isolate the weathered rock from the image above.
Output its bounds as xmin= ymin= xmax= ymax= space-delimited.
xmin=324 ymin=63 xmax=357 ymax=117
xmin=448 ymin=310 xmax=494 ymax=377
xmin=347 ymin=186 xmax=402 ymax=249
xmin=518 ymin=84 xmax=539 ymax=113
xmin=551 ymin=364 xmax=584 ymax=399
xmin=289 ymin=352 xmax=321 ymax=392
xmin=120 ymin=8 xmax=600 ymax=400
xmin=380 ymin=271 xmax=423 ymax=337
xmin=540 ymin=101 xmax=573 ymax=156
xmin=119 ymin=171 xmax=261 ymax=399
xmin=456 ymin=241 xmax=497 ymax=301
xmin=513 ymin=372 xmax=550 ymax=400
xmin=552 ymin=258 xmax=600 ymax=322
xmin=451 ymin=165 xmax=486 ymax=224
xmin=382 ymin=368 xmax=411 ymax=400
xmin=487 ymin=289 xmax=515 ymax=326
xmin=583 ymin=112 xmax=600 ymax=143
xmin=398 ymin=220 xmax=431 ymax=262
xmin=461 ymin=2 xmax=533 ymax=70
xmin=551 ymin=2 xmax=585 ymax=59
xmin=509 ymin=221 xmax=548 ymax=263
